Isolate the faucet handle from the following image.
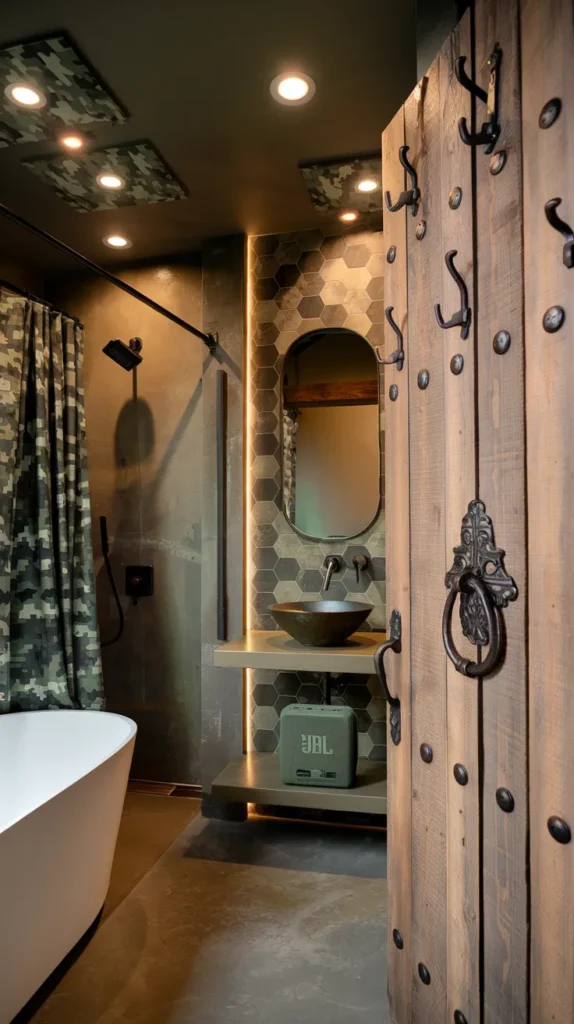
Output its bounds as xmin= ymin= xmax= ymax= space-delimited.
xmin=352 ymin=553 xmax=369 ymax=585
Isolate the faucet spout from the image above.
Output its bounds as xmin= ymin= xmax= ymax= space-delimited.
xmin=323 ymin=555 xmax=342 ymax=591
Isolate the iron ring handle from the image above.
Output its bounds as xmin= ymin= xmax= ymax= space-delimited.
xmin=442 ymin=573 xmax=502 ymax=678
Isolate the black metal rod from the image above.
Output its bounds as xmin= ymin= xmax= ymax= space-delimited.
xmin=216 ymin=369 xmax=228 ymax=642
xmin=0 ymin=200 xmax=217 ymax=350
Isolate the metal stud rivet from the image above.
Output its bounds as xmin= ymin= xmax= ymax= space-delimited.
xmin=417 ymin=369 xmax=429 ymax=390
xmin=454 ymin=1012 xmax=469 ymax=1024
xmin=496 ymin=787 xmax=515 ymax=813
xmin=539 ymin=97 xmax=562 ymax=129
xmin=418 ymin=963 xmax=431 ymax=985
xmin=389 ymin=384 xmax=399 ymax=402
xmin=454 ymin=763 xmax=469 ymax=786
xmin=387 ymin=245 xmax=397 ymax=264
xmin=450 ymin=354 xmax=464 ymax=375
xmin=416 ymin=220 xmax=427 ymax=241
xmin=493 ymin=330 xmax=511 ymax=354
xmin=489 ymin=151 xmax=507 ymax=176
xmin=392 ymin=928 xmax=404 ymax=949
xmin=420 ymin=743 xmax=433 ymax=764
xmin=543 ymin=305 xmax=566 ymax=333
xmin=548 ymin=816 xmax=572 ymax=844
xmin=449 ymin=186 xmax=463 ymax=210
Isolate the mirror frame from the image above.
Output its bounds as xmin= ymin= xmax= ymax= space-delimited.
xmin=279 ymin=327 xmax=383 ymax=542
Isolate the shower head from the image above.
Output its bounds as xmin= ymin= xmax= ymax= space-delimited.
xmin=103 ymin=337 xmax=143 ymax=371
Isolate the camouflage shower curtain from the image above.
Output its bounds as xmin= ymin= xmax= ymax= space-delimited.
xmin=0 ymin=288 xmax=103 ymax=712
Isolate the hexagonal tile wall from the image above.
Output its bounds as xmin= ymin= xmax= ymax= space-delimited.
xmin=249 ymin=228 xmax=387 ymax=758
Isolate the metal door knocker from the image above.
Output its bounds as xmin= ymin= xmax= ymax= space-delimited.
xmin=455 ymin=45 xmax=502 ymax=154
xmin=434 ymin=250 xmax=472 ymax=340
xmin=384 ymin=146 xmax=420 ymax=216
xmin=374 ymin=609 xmax=402 ymax=744
xmin=442 ymin=500 xmax=518 ymax=678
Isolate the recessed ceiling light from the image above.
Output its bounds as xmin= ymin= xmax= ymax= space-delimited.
xmin=103 ymin=234 xmax=132 ymax=249
xmin=97 ymin=172 xmax=125 ymax=190
xmin=357 ymin=178 xmax=379 ymax=193
xmin=339 ymin=211 xmax=358 ymax=223
xmin=270 ymin=72 xmax=316 ymax=105
xmin=4 ymin=82 xmax=47 ymax=109
xmin=59 ymin=133 xmax=86 ymax=151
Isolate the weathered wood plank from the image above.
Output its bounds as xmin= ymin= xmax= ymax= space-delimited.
xmin=439 ymin=12 xmax=481 ymax=1024
xmin=382 ymin=104 xmax=412 ymax=1024
xmin=405 ymin=61 xmax=449 ymax=1022
xmin=475 ymin=1 xmax=529 ymax=1021
xmin=521 ymin=0 xmax=574 ymax=1019
xmin=283 ymin=379 xmax=378 ymax=407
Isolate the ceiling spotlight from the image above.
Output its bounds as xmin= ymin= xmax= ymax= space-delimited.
xmin=103 ymin=234 xmax=132 ymax=249
xmin=59 ymin=133 xmax=86 ymax=151
xmin=357 ymin=178 xmax=379 ymax=193
xmin=97 ymin=172 xmax=125 ymax=190
xmin=4 ymin=82 xmax=47 ymax=109
xmin=270 ymin=72 xmax=316 ymax=105
xmin=339 ymin=211 xmax=358 ymax=223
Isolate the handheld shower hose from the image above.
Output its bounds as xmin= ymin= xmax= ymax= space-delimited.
xmin=99 ymin=515 xmax=125 ymax=647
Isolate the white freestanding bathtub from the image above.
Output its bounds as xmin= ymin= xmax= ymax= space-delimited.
xmin=0 ymin=710 xmax=136 ymax=1023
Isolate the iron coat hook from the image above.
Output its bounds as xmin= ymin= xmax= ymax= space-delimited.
xmin=384 ymin=146 xmax=420 ymax=216
xmin=545 ymin=198 xmax=574 ymax=268
xmin=455 ymin=44 xmax=502 ymax=154
xmin=375 ymin=307 xmax=405 ymax=371
xmin=374 ymin=610 xmax=402 ymax=745
xmin=434 ymin=250 xmax=471 ymax=340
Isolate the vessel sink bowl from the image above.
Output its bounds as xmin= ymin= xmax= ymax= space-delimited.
xmin=269 ymin=600 xmax=372 ymax=647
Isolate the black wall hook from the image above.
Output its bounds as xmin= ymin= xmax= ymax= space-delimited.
xmin=455 ymin=45 xmax=502 ymax=154
xmin=384 ymin=146 xmax=420 ymax=216
xmin=545 ymin=198 xmax=574 ymax=268
xmin=434 ymin=250 xmax=471 ymax=340
xmin=375 ymin=306 xmax=405 ymax=371
xmin=374 ymin=610 xmax=402 ymax=745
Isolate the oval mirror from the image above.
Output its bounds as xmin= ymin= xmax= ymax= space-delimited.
xmin=281 ymin=327 xmax=381 ymax=541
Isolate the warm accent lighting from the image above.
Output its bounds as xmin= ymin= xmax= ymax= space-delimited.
xmin=245 ymin=237 xmax=254 ymax=753
xmin=4 ymin=82 xmax=47 ymax=109
xmin=97 ymin=172 xmax=125 ymax=190
xmin=339 ymin=211 xmax=358 ymax=223
xmin=59 ymin=133 xmax=86 ymax=151
xmin=103 ymin=234 xmax=131 ymax=249
xmin=357 ymin=178 xmax=378 ymax=193
xmin=270 ymin=72 xmax=315 ymax=105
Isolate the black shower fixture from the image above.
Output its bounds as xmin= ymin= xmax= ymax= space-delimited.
xmin=103 ymin=336 xmax=143 ymax=371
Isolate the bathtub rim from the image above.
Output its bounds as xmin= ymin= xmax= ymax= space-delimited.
xmin=0 ymin=709 xmax=137 ymax=836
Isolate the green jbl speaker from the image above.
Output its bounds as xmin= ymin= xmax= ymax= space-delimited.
xmin=279 ymin=704 xmax=358 ymax=788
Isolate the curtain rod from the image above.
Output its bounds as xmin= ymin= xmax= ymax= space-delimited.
xmin=0 ymin=201 xmax=217 ymax=352
xmin=0 ymin=276 xmax=83 ymax=324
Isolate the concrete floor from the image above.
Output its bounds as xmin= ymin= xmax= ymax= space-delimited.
xmin=24 ymin=807 xmax=390 ymax=1024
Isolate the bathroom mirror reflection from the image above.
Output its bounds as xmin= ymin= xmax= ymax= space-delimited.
xmin=281 ymin=328 xmax=381 ymax=541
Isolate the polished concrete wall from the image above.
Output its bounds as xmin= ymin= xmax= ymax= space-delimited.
xmin=53 ymin=259 xmax=204 ymax=784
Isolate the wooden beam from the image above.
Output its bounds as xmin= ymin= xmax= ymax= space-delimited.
xmin=283 ymin=379 xmax=378 ymax=407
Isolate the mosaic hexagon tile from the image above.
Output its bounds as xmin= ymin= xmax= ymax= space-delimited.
xmin=249 ymin=227 xmax=388 ymax=758
xmin=0 ymin=32 xmax=127 ymax=148
xmin=23 ymin=140 xmax=187 ymax=212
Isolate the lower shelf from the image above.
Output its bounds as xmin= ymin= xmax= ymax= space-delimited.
xmin=212 ymin=752 xmax=387 ymax=815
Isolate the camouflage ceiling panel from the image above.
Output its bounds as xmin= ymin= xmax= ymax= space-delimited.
xmin=299 ymin=154 xmax=382 ymax=215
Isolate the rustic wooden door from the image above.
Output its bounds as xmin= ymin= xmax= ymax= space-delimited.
xmin=382 ymin=0 xmax=573 ymax=1020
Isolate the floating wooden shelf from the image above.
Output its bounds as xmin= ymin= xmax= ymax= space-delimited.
xmin=284 ymin=379 xmax=378 ymax=408
xmin=213 ymin=630 xmax=386 ymax=674
xmin=212 ymin=752 xmax=387 ymax=815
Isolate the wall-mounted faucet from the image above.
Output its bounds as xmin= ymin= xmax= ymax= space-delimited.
xmin=323 ymin=555 xmax=342 ymax=591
